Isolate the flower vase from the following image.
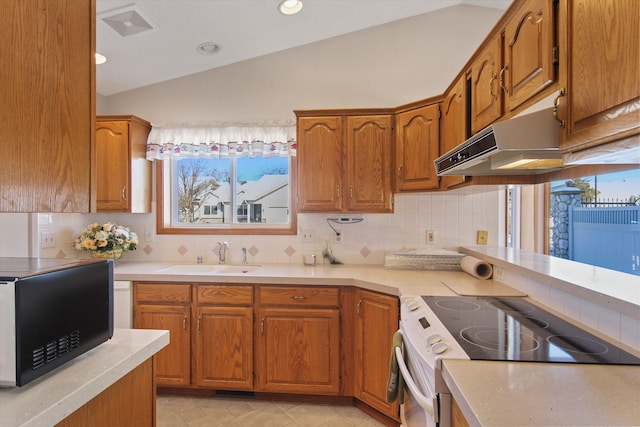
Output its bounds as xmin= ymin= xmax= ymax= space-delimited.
xmin=91 ymin=249 xmax=123 ymax=261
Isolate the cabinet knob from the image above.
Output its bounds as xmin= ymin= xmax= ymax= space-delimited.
xmin=397 ymin=165 xmax=403 ymax=180
xmin=290 ymin=295 xmax=308 ymax=300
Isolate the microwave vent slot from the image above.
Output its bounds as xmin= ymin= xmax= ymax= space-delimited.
xmin=31 ymin=330 xmax=82 ymax=370
xmin=32 ymin=347 xmax=45 ymax=369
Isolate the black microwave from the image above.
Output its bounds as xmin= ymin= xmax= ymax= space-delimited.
xmin=0 ymin=258 xmax=113 ymax=387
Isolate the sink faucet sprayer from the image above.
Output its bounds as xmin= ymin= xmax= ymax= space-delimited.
xmin=217 ymin=241 xmax=230 ymax=264
xmin=241 ymin=247 xmax=248 ymax=265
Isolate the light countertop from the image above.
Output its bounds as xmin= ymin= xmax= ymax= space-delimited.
xmin=0 ymin=329 xmax=169 ymax=427
xmin=442 ymin=359 xmax=640 ymax=427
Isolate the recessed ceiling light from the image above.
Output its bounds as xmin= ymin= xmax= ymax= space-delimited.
xmin=196 ymin=42 xmax=221 ymax=55
xmin=95 ymin=53 xmax=107 ymax=65
xmin=278 ymin=0 xmax=303 ymax=15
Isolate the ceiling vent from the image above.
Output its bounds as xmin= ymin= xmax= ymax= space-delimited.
xmin=99 ymin=4 xmax=156 ymax=37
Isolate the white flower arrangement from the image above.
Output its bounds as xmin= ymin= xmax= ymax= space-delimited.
xmin=74 ymin=222 xmax=138 ymax=254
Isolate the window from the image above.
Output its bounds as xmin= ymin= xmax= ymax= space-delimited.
xmin=548 ymin=169 xmax=640 ymax=275
xmin=157 ymin=156 xmax=297 ymax=235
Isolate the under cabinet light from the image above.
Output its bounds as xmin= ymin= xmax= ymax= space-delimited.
xmin=278 ymin=0 xmax=303 ymax=15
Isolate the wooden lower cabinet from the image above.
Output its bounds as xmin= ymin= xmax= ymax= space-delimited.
xmin=256 ymin=286 xmax=341 ymax=394
xmin=353 ymin=289 xmax=400 ymax=419
xmin=56 ymin=358 xmax=156 ymax=427
xmin=452 ymin=396 xmax=470 ymax=427
xmin=134 ymin=283 xmax=192 ymax=387
xmin=194 ymin=285 xmax=254 ymax=389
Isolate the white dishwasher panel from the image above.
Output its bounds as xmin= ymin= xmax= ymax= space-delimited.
xmin=113 ymin=280 xmax=132 ymax=329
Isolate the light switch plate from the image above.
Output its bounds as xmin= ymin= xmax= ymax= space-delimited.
xmin=476 ymin=230 xmax=488 ymax=245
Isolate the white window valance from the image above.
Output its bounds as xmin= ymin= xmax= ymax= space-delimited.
xmin=146 ymin=125 xmax=297 ymax=160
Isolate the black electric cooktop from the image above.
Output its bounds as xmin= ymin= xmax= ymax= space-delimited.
xmin=422 ymin=296 xmax=640 ymax=365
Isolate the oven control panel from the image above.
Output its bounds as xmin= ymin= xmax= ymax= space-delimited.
xmin=400 ymin=295 xmax=469 ymax=370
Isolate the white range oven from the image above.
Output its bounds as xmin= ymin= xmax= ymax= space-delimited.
xmin=397 ymin=294 xmax=640 ymax=427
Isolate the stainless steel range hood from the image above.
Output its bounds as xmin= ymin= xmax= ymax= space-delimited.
xmin=435 ymin=107 xmax=563 ymax=176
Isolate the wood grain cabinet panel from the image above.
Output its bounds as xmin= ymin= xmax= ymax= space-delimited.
xmin=353 ymin=289 xmax=399 ymax=419
xmin=296 ymin=116 xmax=344 ymax=212
xmin=346 ymin=116 xmax=394 ymax=212
xmin=296 ymin=112 xmax=393 ymax=213
xmin=256 ymin=306 xmax=341 ymax=394
xmin=440 ymin=76 xmax=468 ymax=189
xmin=96 ymin=116 xmax=152 ymax=213
xmin=559 ymin=0 xmax=640 ymax=153
xmin=194 ymin=306 xmax=253 ymax=389
xmin=503 ymin=0 xmax=556 ymax=113
xmin=134 ymin=304 xmax=191 ymax=387
xmin=395 ymin=104 xmax=441 ymax=192
xmin=471 ymin=35 xmax=503 ymax=134
xmin=1 ymin=0 xmax=94 ymax=212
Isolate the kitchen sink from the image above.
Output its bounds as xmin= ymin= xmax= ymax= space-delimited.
xmin=156 ymin=264 xmax=260 ymax=274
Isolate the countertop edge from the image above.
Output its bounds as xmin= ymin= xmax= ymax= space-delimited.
xmin=1 ymin=329 xmax=169 ymax=427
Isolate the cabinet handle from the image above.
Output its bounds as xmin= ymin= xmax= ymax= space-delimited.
xmin=489 ymin=73 xmax=498 ymax=101
xmin=397 ymin=165 xmax=403 ymax=180
xmin=337 ymin=185 xmax=341 ymax=200
xmin=552 ymin=88 xmax=566 ymax=128
xmin=499 ymin=64 xmax=508 ymax=93
xmin=349 ymin=185 xmax=353 ymax=200
xmin=121 ymin=186 xmax=127 ymax=201
xmin=197 ymin=315 xmax=201 ymax=333
xmin=260 ymin=318 xmax=265 ymax=335
xmin=290 ymin=295 xmax=308 ymax=300
xmin=356 ymin=298 xmax=363 ymax=317
xmin=183 ymin=315 xmax=187 ymax=332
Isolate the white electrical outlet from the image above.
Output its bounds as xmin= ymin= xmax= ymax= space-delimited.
xmin=40 ymin=231 xmax=56 ymax=248
xmin=145 ymin=227 xmax=155 ymax=242
xmin=333 ymin=233 xmax=343 ymax=245
xmin=426 ymin=229 xmax=436 ymax=244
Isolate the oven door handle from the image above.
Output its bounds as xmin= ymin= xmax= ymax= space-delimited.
xmin=395 ymin=346 xmax=437 ymax=418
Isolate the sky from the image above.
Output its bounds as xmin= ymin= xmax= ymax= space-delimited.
xmin=554 ymin=169 xmax=640 ymax=201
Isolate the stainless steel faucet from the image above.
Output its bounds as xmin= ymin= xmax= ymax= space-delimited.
xmin=241 ymin=247 xmax=248 ymax=265
xmin=217 ymin=241 xmax=230 ymax=264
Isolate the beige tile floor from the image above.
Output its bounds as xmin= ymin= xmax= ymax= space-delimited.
xmin=156 ymin=394 xmax=387 ymax=427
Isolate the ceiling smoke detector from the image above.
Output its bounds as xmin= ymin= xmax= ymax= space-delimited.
xmin=100 ymin=5 xmax=156 ymax=37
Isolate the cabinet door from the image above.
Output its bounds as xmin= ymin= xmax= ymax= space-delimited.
xmin=1 ymin=0 xmax=94 ymax=212
xmin=297 ymin=116 xmax=344 ymax=212
xmin=471 ymin=35 xmax=503 ymax=133
xmin=395 ymin=105 xmax=440 ymax=192
xmin=560 ymin=0 xmax=640 ymax=152
xmin=256 ymin=307 xmax=340 ymax=394
xmin=346 ymin=116 xmax=394 ymax=212
xmin=96 ymin=121 xmax=130 ymax=211
xmin=440 ymin=76 xmax=468 ymax=189
xmin=354 ymin=290 xmax=399 ymax=419
xmin=194 ymin=306 xmax=253 ymax=390
xmin=134 ymin=304 xmax=191 ymax=387
xmin=503 ymin=0 xmax=556 ymax=113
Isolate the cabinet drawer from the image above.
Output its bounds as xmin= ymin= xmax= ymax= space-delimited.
xmin=196 ymin=285 xmax=253 ymax=305
xmin=259 ymin=286 xmax=339 ymax=307
xmin=135 ymin=283 xmax=191 ymax=304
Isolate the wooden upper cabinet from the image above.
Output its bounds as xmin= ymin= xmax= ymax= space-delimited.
xmin=1 ymin=0 xmax=95 ymax=212
xmin=96 ymin=116 xmax=152 ymax=213
xmin=440 ymin=77 xmax=468 ymax=189
xmin=470 ymin=35 xmax=503 ymax=134
xmin=394 ymin=105 xmax=440 ymax=192
xmin=296 ymin=112 xmax=393 ymax=213
xmin=558 ymin=0 xmax=640 ymax=153
xmin=296 ymin=116 xmax=344 ymax=212
xmin=346 ymin=116 xmax=394 ymax=212
xmin=503 ymin=0 xmax=556 ymax=113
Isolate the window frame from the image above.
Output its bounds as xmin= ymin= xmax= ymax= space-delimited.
xmin=155 ymin=159 xmax=297 ymax=235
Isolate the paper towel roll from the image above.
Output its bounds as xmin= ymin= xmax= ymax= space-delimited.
xmin=460 ymin=256 xmax=493 ymax=280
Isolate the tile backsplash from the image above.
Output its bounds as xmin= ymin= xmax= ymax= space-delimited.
xmin=1 ymin=187 xmax=503 ymax=265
